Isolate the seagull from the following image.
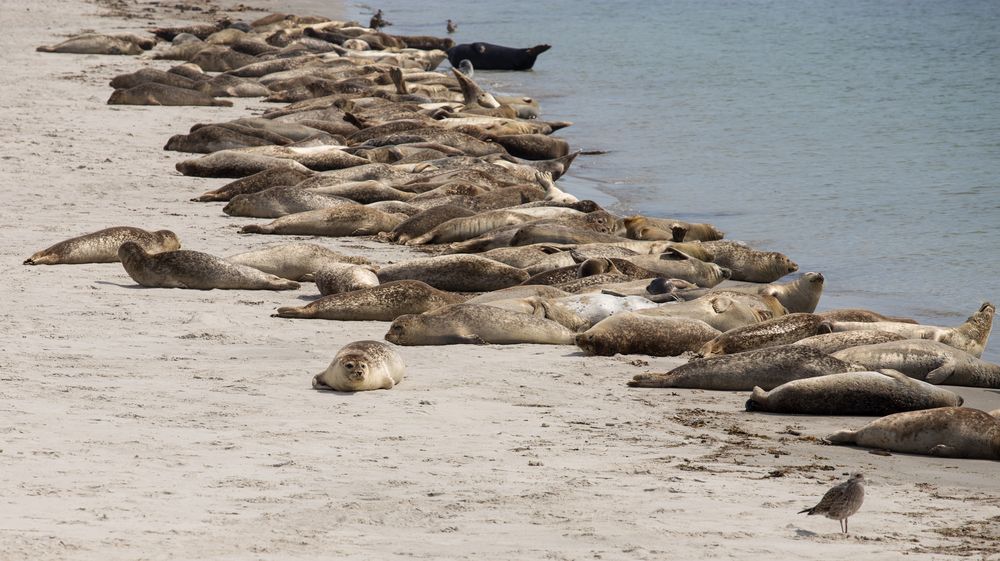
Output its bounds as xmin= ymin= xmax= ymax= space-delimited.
xmin=447 ymin=19 xmax=457 ymax=34
xmin=370 ymin=9 xmax=391 ymax=30
xmin=799 ymin=473 xmax=866 ymax=533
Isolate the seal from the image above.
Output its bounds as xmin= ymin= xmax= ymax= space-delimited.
xmin=792 ymin=330 xmax=906 ymax=354
xmin=759 ymin=271 xmax=824 ymax=313
xmin=37 ymin=33 xmax=144 ymax=55
xmin=107 ymin=83 xmax=233 ymax=107
xmin=225 ymin=242 xmax=370 ymax=281
xmin=311 ymin=340 xmax=405 ymax=392
xmin=274 ymin=280 xmax=464 ymax=321
xmin=481 ymin=297 xmax=590 ymax=332
xmin=628 ymin=344 xmax=860 ymax=390
xmin=408 ymin=209 xmax=536 ymax=245
xmin=239 ymin=205 xmax=405 ymax=237
xmin=118 ymin=242 xmax=299 ymax=290
xmin=625 ymin=249 xmax=732 ymax=288
xmin=745 ymin=369 xmax=963 ymax=415
xmin=699 ymin=312 xmax=825 ymax=357
xmin=305 ymin=180 xmax=416 ymax=204
xmin=222 ymin=186 xmax=357 ymax=218
xmin=637 ymin=294 xmax=762 ymax=332
xmin=552 ymin=293 xmax=659 ymax=325
xmin=192 ymin=167 xmax=314 ymax=202
xmin=446 ymin=42 xmax=551 ymax=71
xmin=386 ymin=303 xmax=576 ymax=345
xmin=623 ymin=216 xmax=725 ymax=242
xmin=315 ymin=263 xmax=380 ymax=295
xmin=24 ymin=227 xmax=180 ymax=265
xmin=376 ymin=254 xmax=529 ymax=292
xmin=831 ymin=339 xmax=1000 ymax=388
xmin=575 ymin=313 xmax=721 ymax=357
xmin=817 ymin=309 xmax=917 ymax=324
xmin=701 ymin=241 xmax=798 ymax=283
xmin=821 ymin=303 xmax=994 ymax=358
xmin=176 ymin=151 xmax=312 ymax=178
xmin=464 ymin=284 xmax=570 ymax=305
xmin=387 ymin=204 xmax=476 ymax=244
xmin=826 ymin=407 xmax=1000 ymax=460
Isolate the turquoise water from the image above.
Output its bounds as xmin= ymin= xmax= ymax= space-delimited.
xmin=279 ymin=0 xmax=1000 ymax=360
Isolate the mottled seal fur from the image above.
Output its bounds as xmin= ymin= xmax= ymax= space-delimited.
xmin=118 ymin=242 xmax=299 ymax=290
xmin=376 ymin=254 xmax=529 ymax=292
xmin=831 ymin=340 xmax=1000 ymax=388
xmin=315 ymin=263 xmax=380 ymax=295
xmin=637 ymin=295 xmax=762 ymax=332
xmin=792 ymin=331 xmax=907 ymax=355
xmin=576 ymin=313 xmax=721 ymax=357
xmin=826 ymin=407 xmax=1000 ymax=460
xmin=746 ymin=369 xmax=963 ymax=415
xmin=629 ymin=345 xmax=860 ymax=390
xmin=386 ymin=304 xmax=575 ymax=345
xmin=108 ymin=83 xmax=233 ymax=107
xmin=701 ymin=241 xmax=798 ymax=283
xmin=273 ymin=280 xmax=463 ymax=321
xmin=239 ymin=206 xmax=404 ymax=237
xmin=312 ymin=341 xmax=405 ymax=391
xmin=24 ymin=227 xmax=180 ymax=265
xmin=699 ymin=313 xmax=825 ymax=357
xmin=223 ymin=186 xmax=357 ymax=218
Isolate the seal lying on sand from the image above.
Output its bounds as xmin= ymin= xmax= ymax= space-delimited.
xmin=239 ymin=206 xmax=405 ymax=237
xmin=386 ymin=304 xmax=575 ymax=345
xmin=628 ymin=344 xmax=860 ymax=390
xmin=274 ymin=280 xmax=463 ymax=321
xmin=746 ymin=369 xmax=963 ymax=415
xmin=831 ymin=339 xmax=1000 ymax=388
xmin=446 ymin=42 xmax=551 ymax=71
xmin=376 ymin=254 xmax=529 ymax=292
xmin=108 ymin=83 xmax=233 ymax=107
xmin=826 ymin=407 xmax=1000 ymax=460
xmin=699 ymin=313 xmax=826 ymax=357
xmin=820 ymin=303 xmax=994 ymax=358
xmin=118 ymin=242 xmax=299 ymax=290
xmin=225 ymin=243 xmax=370 ymax=281
xmin=24 ymin=227 xmax=179 ymax=265
xmin=312 ymin=341 xmax=405 ymax=392
xmin=315 ymin=263 xmax=380 ymax=295
xmin=576 ymin=313 xmax=721 ymax=357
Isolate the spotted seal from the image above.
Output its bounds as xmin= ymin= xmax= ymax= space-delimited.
xmin=24 ymin=227 xmax=180 ymax=265
xmin=118 ymin=243 xmax=299 ymax=290
xmin=312 ymin=341 xmax=405 ymax=392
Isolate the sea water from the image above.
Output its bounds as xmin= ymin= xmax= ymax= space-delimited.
xmin=277 ymin=0 xmax=1000 ymax=361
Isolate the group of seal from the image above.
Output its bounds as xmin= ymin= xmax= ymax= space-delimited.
xmin=33 ymin=7 xmax=999 ymax=463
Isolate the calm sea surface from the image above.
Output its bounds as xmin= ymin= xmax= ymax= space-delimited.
xmin=276 ymin=0 xmax=1000 ymax=361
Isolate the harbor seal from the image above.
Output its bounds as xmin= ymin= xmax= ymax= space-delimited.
xmin=192 ymin=167 xmax=314 ymax=202
xmin=826 ymin=407 xmax=1000 ymax=460
xmin=37 ymin=33 xmax=144 ymax=55
xmin=820 ymin=303 xmax=994 ymax=358
xmin=761 ymin=272 xmax=824 ymax=313
xmin=701 ymin=241 xmax=798 ymax=283
xmin=222 ymin=186 xmax=357 ymax=218
xmin=446 ymin=42 xmax=551 ymax=71
xmin=831 ymin=339 xmax=1000 ymax=388
xmin=386 ymin=304 xmax=576 ymax=345
xmin=575 ymin=313 xmax=721 ymax=357
xmin=387 ymin=204 xmax=476 ymax=244
xmin=108 ymin=83 xmax=233 ymax=107
xmin=791 ymin=330 xmax=907 ymax=355
xmin=24 ymin=227 xmax=179 ymax=265
xmin=623 ymin=216 xmax=724 ymax=242
xmin=699 ymin=313 xmax=825 ymax=357
xmin=118 ymin=243 xmax=299 ymax=290
xmin=625 ymin=250 xmax=732 ymax=288
xmin=376 ymin=254 xmax=529 ymax=292
xmin=637 ymin=295 xmax=762 ymax=332
xmin=628 ymin=344 xmax=860 ymax=390
xmin=552 ymin=293 xmax=659 ymax=325
xmin=312 ymin=341 xmax=405 ymax=392
xmin=315 ymin=263 xmax=380 ymax=295
xmin=176 ymin=151 xmax=312 ymax=178
xmin=464 ymin=285 xmax=570 ymax=305
xmin=225 ymin=243 xmax=370 ymax=281
xmin=274 ymin=280 xmax=464 ymax=321
xmin=745 ymin=369 xmax=963 ymax=415
xmin=817 ymin=309 xmax=917 ymax=324
xmin=239 ymin=206 xmax=405 ymax=237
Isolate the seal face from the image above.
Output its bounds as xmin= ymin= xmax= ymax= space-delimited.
xmin=312 ymin=340 xmax=405 ymax=392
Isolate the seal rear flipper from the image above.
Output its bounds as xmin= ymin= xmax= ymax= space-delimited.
xmin=924 ymin=359 xmax=957 ymax=384
xmin=745 ymin=386 xmax=768 ymax=411
xmin=273 ymin=306 xmax=307 ymax=318
xmin=927 ymin=444 xmax=958 ymax=457
xmin=627 ymin=373 xmax=669 ymax=388
xmin=823 ymin=429 xmax=859 ymax=445
xmin=447 ymin=334 xmax=487 ymax=345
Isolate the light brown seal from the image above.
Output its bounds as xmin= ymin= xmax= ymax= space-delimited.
xmin=575 ymin=313 xmax=721 ymax=357
xmin=386 ymin=304 xmax=576 ymax=345
xmin=108 ymin=83 xmax=233 ymax=107
xmin=628 ymin=344 xmax=860 ymax=390
xmin=701 ymin=240 xmax=798 ymax=283
xmin=225 ymin=243 xmax=370 ymax=281
xmin=820 ymin=303 xmax=994 ymax=358
xmin=791 ymin=330 xmax=907 ymax=355
xmin=315 ymin=263 xmax=380 ymax=295
xmin=699 ymin=313 xmax=825 ymax=357
xmin=274 ymin=280 xmax=464 ymax=321
xmin=118 ymin=242 xmax=299 ymax=290
xmin=831 ymin=339 xmax=1000 ymax=388
xmin=312 ymin=341 xmax=405 ymax=392
xmin=376 ymin=254 xmax=529 ymax=292
xmin=637 ymin=294 xmax=762 ymax=332
xmin=223 ymin=186 xmax=357 ymax=218
xmin=817 ymin=308 xmax=917 ymax=324
xmin=826 ymin=408 xmax=1000 ymax=460
xmin=37 ymin=33 xmax=144 ymax=55
xmin=239 ymin=206 xmax=405 ymax=237
xmin=24 ymin=227 xmax=180 ymax=265
xmin=746 ymin=369 xmax=963 ymax=415
xmin=625 ymin=249 xmax=732 ymax=287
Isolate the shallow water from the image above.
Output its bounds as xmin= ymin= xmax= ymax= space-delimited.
xmin=276 ymin=0 xmax=1000 ymax=361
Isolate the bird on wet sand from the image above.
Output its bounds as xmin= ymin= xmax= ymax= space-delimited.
xmin=447 ymin=19 xmax=457 ymax=34
xmin=798 ymin=473 xmax=865 ymax=533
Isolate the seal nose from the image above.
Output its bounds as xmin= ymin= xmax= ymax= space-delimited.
xmin=719 ymin=267 xmax=732 ymax=280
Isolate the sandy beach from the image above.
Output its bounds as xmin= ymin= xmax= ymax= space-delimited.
xmin=1 ymin=1 xmax=998 ymax=559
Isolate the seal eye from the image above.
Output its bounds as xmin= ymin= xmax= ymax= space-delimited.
xmin=344 ymin=362 xmax=355 ymax=369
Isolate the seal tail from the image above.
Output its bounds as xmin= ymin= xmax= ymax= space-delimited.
xmin=239 ymin=224 xmax=270 ymax=234
xmin=273 ymin=306 xmax=306 ymax=318
xmin=824 ymin=429 xmax=859 ymax=445
xmin=270 ymin=279 xmax=301 ymax=291
xmin=627 ymin=373 xmax=671 ymax=388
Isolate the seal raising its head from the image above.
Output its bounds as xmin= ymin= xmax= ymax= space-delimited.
xmin=312 ymin=341 xmax=405 ymax=392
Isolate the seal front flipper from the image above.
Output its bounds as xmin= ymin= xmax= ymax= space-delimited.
xmin=928 ymin=444 xmax=958 ymax=457
xmin=449 ymin=334 xmax=487 ymax=345
xmin=925 ymin=359 xmax=958 ymax=384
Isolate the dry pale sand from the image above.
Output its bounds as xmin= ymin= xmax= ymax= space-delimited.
xmin=1 ymin=1 xmax=998 ymax=559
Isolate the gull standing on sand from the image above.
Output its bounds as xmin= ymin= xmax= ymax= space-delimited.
xmin=798 ymin=473 xmax=865 ymax=533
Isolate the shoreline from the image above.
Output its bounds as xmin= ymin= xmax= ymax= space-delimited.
xmin=2 ymin=1 xmax=998 ymax=559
